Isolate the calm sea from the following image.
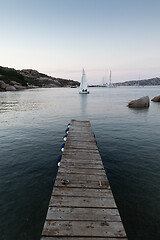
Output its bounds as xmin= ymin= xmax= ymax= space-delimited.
xmin=0 ymin=87 xmax=160 ymax=240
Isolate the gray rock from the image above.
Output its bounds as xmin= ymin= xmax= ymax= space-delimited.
xmin=151 ymin=95 xmax=160 ymax=102
xmin=10 ymin=80 xmax=21 ymax=86
xmin=128 ymin=96 xmax=150 ymax=108
xmin=0 ymin=80 xmax=8 ymax=89
xmin=5 ymin=85 xmax=16 ymax=91
xmin=14 ymin=85 xmax=25 ymax=90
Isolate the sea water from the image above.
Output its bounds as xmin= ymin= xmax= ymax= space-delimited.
xmin=0 ymin=87 xmax=160 ymax=240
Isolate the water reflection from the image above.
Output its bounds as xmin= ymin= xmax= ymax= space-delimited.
xmin=128 ymin=107 xmax=149 ymax=114
xmin=0 ymin=101 xmax=19 ymax=112
xmin=79 ymin=94 xmax=88 ymax=118
xmin=0 ymin=91 xmax=43 ymax=113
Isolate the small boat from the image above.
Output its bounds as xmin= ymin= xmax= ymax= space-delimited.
xmin=79 ymin=69 xmax=89 ymax=94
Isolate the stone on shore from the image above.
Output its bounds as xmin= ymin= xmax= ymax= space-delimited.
xmin=10 ymin=80 xmax=21 ymax=86
xmin=128 ymin=96 xmax=150 ymax=108
xmin=0 ymin=80 xmax=8 ymax=89
xmin=5 ymin=85 xmax=16 ymax=91
xmin=151 ymin=95 xmax=160 ymax=102
xmin=14 ymin=85 xmax=25 ymax=90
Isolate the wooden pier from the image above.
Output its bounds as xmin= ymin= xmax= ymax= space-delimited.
xmin=41 ymin=120 xmax=128 ymax=239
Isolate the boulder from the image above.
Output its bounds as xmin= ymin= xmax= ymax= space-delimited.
xmin=151 ymin=95 xmax=160 ymax=102
xmin=10 ymin=80 xmax=21 ymax=86
xmin=5 ymin=85 xmax=16 ymax=91
xmin=128 ymin=96 xmax=150 ymax=108
xmin=0 ymin=80 xmax=8 ymax=89
xmin=14 ymin=84 xmax=26 ymax=90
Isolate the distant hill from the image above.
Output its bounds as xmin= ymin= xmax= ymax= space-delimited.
xmin=0 ymin=66 xmax=79 ymax=91
xmin=115 ymin=77 xmax=160 ymax=86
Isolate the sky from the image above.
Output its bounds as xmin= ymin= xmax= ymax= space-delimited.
xmin=0 ymin=0 xmax=160 ymax=84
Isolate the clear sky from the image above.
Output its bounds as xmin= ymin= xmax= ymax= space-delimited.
xmin=0 ymin=0 xmax=160 ymax=84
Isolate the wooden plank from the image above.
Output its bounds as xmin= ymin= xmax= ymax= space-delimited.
xmin=65 ymin=142 xmax=98 ymax=150
xmin=71 ymin=119 xmax=91 ymax=124
xmin=65 ymin=141 xmax=97 ymax=146
xmin=62 ymin=152 xmax=102 ymax=160
xmin=61 ymin=159 xmax=103 ymax=167
xmin=42 ymin=220 xmax=127 ymax=237
xmin=68 ymin=127 xmax=93 ymax=132
xmin=49 ymin=196 xmax=116 ymax=208
xmin=66 ymin=133 xmax=94 ymax=138
xmin=64 ymin=145 xmax=98 ymax=151
xmin=52 ymin=187 xmax=113 ymax=197
xmin=56 ymin=173 xmax=107 ymax=181
xmin=60 ymin=162 xmax=104 ymax=169
xmin=54 ymin=179 xmax=111 ymax=189
xmin=58 ymin=167 xmax=106 ymax=175
xmin=41 ymin=238 xmax=127 ymax=240
xmin=46 ymin=207 xmax=121 ymax=221
xmin=64 ymin=137 xmax=96 ymax=142
xmin=63 ymin=149 xmax=99 ymax=154
xmin=68 ymin=131 xmax=94 ymax=135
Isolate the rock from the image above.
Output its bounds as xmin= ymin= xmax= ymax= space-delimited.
xmin=14 ymin=85 xmax=25 ymax=90
xmin=128 ymin=96 xmax=150 ymax=108
xmin=0 ymin=80 xmax=8 ymax=89
xmin=10 ymin=80 xmax=21 ymax=86
xmin=5 ymin=85 xmax=16 ymax=91
xmin=151 ymin=95 xmax=160 ymax=102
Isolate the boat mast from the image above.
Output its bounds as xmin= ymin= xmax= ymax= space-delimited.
xmin=109 ymin=70 xmax=112 ymax=88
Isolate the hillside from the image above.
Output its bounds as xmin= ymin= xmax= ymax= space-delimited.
xmin=0 ymin=66 xmax=79 ymax=91
xmin=115 ymin=77 xmax=160 ymax=86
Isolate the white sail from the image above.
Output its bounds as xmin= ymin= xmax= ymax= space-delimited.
xmin=79 ymin=69 xmax=89 ymax=94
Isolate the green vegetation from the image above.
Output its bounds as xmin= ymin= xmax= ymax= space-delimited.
xmin=0 ymin=66 xmax=27 ymax=86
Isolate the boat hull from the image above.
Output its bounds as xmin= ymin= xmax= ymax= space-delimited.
xmin=79 ymin=90 xmax=90 ymax=94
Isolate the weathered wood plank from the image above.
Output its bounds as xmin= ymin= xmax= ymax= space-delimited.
xmin=65 ymin=142 xmax=98 ymax=150
xmin=71 ymin=120 xmax=91 ymax=125
xmin=57 ymin=173 xmax=107 ymax=181
xmin=52 ymin=187 xmax=113 ymax=197
xmin=64 ymin=138 xmax=96 ymax=143
xmin=68 ymin=127 xmax=93 ymax=132
xmin=63 ymin=149 xmax=99 ymax=154
xmin=41 ymin=237 xmax=127 ymax=240
xmin=42 ymin=220 xmax=127 ymax=237
xmin=54 ymin=179 xmax=111 ymax=189
xmin=62 ymin=153 xmax=102 ymax=160
xmin=58 ymin=167 xmax=106 ymax=175
xmin=49 ymin=196 xmax=117 ymax=208
xmin=68 ymin=128 xmax=93 ymax=133
xmin=65 ymin=140 xmax=97 ymax=146
xmin=46 ymin=207 xmax=121 ymax=221
xmin=61 ymin=158 xmax=103 ymax=166
xmin=60 ymin=162 xmax=104 ymax=170
xmin=64 ymin=145 xmax=98 ymax=151
xmin=67 ymin=132 xmax=94 ymax=136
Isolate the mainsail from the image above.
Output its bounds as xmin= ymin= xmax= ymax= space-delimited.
xmin=80 ymin=69 xmax=87 ymax=90
xmin=79 ymin=69 xmax=89 ymax=94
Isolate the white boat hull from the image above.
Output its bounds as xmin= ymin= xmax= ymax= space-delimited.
xmin=79 ymin=90 xmax=90 ymax=94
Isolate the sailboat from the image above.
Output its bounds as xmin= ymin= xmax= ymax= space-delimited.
xmin=108 ymin=70 xmax=116 ymax=88
xmin=79 ymin=69 xmax=90 ymax=94
xmin=108 ymin=70 xmax=112 ymax=88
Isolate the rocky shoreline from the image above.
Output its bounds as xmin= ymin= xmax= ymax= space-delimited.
xmin=115 ymin=77 xmax=160 ymax=87
xmin=0 ymin=66 xmax=79 ymax=91
xmin=0 ymin=80 xmax=36 ymax=91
